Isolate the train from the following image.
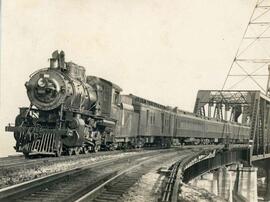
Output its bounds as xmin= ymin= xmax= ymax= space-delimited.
xmin=5 ymin=51 xmax=250 ymax=157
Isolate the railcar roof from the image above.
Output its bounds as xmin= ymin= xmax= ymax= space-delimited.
xmin=87 ymin=75 xmax=122 ymax=92
xmin=128 ymin=94 xmax=167 ymax=110
xmin=124 ymin=94 xmax=192 ymax=114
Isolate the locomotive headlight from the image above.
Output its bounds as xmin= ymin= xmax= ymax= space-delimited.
xmin=37 ymin=78 xmax=46 ymax=87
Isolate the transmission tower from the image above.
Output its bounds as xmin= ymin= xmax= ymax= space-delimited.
xmin=222 ymin=0 xmax=270 ymax=96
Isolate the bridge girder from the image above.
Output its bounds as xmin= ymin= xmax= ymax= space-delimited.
xmin=194 ymin=90 xmax=270 ymax=162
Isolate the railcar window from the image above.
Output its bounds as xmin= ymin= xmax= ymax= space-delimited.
xmin=146 ymin=110 xmax=149 ymax=126
xmin=102 ymin=85 xmax=107 ymax=101
xmin=114 ymin=92 xmax=120 ymax=105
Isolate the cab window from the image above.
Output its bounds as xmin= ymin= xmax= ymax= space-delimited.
xmin=114 ymin=91 xmax=120 ymax=104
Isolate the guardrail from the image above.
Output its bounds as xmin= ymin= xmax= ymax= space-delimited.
xmin=161 ymin=145 xmax=249 ymax=202
xmin=182 ymin=148 xmax=248 ymax=183
xmin=160 ymin=149 xmax=211 ymax=202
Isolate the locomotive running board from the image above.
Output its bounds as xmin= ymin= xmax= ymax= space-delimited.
xmin=27 ymin=151 xmax=56 ymax=156
xmin=5 ymin=125 xmax=67 ymax=135
xmin=97 ymin=119 xmax=116 ymax=127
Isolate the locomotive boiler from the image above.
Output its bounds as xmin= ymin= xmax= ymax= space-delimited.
xmin=25 ymin=52 xmax=97 ymax=112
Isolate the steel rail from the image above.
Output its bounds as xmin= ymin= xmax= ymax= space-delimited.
xmin=76 ymin=149 xmax=191 ymax=202
xmin=160 ymin=151 xmax=202 ymax=202
xmin=160 ymin=146 xmax=225 ymax=202
xmin=0 ymin=149 xmax=175 ymax=202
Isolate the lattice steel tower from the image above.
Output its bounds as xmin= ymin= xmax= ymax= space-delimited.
xmin=223 ymin=0 xmax=270 ymax=95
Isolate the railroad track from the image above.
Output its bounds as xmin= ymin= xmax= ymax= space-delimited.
xmin=0 ymin=150 xmax=126 ymax=170
xmin=0 ymin=146 xmax=221 ymax=202
xmin=0 ymin=145 xmax=220 ymax=169
xmin=160 ymin=161 xmax=181 ymax=202
xmin=160 ymin=146 xmax=225 ymax=202
xmin=0 ymin=150 xmax=142 ymax=190
xmin=77 ymin=162 xmax=153 ymax=202
xmin=0 ymin=148 xmax=188 ymax=202
xmin=0 ymin=146 xmax=219 ymax=190
xmin=0 ymin=145 xmax=218 ymax=170
xmin=75 ymin=148 xmax=202 ymax=202
xmin=0 ymin=155 xmax=24 ymax=166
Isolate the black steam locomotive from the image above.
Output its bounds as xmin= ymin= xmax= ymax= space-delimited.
xmin=6 ymin=51 xmax=250 ymax=157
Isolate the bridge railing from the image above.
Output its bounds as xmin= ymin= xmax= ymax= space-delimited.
xmin=181 ymin=147 xmax=248 ymax=183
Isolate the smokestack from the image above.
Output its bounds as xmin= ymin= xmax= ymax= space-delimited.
xmin=59 ymin=50 xmax=66 ymax=69
xmin=50 ymin=58 xmax=57 ymax=68
xmin=50 ymin=50 xmax=59 ymax=68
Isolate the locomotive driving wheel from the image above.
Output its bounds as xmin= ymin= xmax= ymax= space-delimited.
xmin=74 ymin=147 xmax=80 ymax=155
xmin=55 ymin=141 xmax=62 ymax=157
xmin=94 ymin=144 xmax=100 ymax=153
xmin=84 ymin=146 xmax=92 ymax=154
xmin=67 ymin=148 xmax=73 ymax=156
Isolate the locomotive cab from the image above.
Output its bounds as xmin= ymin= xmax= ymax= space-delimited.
xmin=86 ymin=76 xmax=122 ymax=117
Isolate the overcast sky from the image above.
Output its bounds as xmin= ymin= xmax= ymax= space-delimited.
xmin=0 ymin=0 xmax=255 ymax=156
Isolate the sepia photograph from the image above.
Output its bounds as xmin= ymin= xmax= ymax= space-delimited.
xmin=0 ymin=0 xmax=270 ymax=201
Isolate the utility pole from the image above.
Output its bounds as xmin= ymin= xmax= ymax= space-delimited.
xmin=266 ymin=65 xmax=270 ymax=97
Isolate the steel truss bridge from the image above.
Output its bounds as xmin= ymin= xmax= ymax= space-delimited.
xmin=182 ymin=90 xmax=270 ymax=180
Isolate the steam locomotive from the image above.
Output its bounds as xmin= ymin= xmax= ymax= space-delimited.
xmin=5 ymin=51 xmax=250 ymax=157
